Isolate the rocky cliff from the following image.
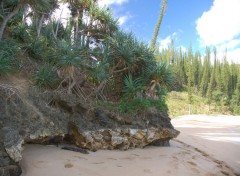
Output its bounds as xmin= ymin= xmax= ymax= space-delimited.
xmin=0 ymin=77 xmax=179 ymax=176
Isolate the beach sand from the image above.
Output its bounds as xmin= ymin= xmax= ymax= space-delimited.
xmin=20 ymin=115 xmax=240 ymax=176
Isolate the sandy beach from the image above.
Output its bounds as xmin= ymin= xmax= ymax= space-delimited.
xmin=20 ymin=115 xmax=240 ymax=176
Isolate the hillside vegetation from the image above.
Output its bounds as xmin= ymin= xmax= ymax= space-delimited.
xmin=0 ymin=0 xmax=172 ymax=116
xmin=167 ymin=91 xmax=232 ymax=118
xmin=156 ymin=43 xmax=240 ymax=115
xmin=0 ymin=0 xmax=239 ymax=116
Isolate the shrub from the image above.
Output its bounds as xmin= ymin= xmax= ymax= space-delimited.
xmin=118 ymin=97 xmax=168 ymax=114
xmin=122 ymin=74 xmax=143 ymax=98
xmin=0 ymin=39 xmax=20 ymax=75
xmin=27 ymin=37 xmax=57 ymax=63
xmin=33 ymin=64 xmax=59 ymax=89
xmin=10 ymin=23 xmax=32 ymax=43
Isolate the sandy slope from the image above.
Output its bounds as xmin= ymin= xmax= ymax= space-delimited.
xmin=20 ymin=115 xmax=240 ymax=176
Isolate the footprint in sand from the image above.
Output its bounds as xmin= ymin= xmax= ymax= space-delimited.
xmin=192 ymin=155 xmax=196 ymax=159
xmin=64 ymin=163 xmax=74 ymax=168
xmin=188 ymin=161 xmax=197 ymax=166
xmin=172 ymin=156 xmax=178 ymax=160
xmin=32 ymin=160 xmax=46 ymax=168
xmin=194 ymin=147 xmax=210 ymax=157
xmin=74 ymin=156 xmax=88 ymax=160
xmin=140 ymin=156 xmax=152 ymax=160
xmin=190 ymin=167 xmax=200 ymax=174
xmin=167 ymin=170 xmax=172 ymax=174
xmin=132 ymin=154 xmax=140 ymax=156
xmin=91 ymin=162 xmax=104 ymax=164
xmin=182 ymin=151 xmax=191 ymax=155
xmin=107 ymin=157 xmax=117 ymax=160
xmin=159 ymin=154 xmax=167 ymax=157
xmin=143 ymin=169 xmax=152 ymax=173
xmin=120 ymin=157 xmax=135 ymax=160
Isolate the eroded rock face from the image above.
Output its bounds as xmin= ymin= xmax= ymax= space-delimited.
xmin=70 ymin=123 xmax=179 ymax=151
xmin=0 ymin=86 xmax=179 ymax=176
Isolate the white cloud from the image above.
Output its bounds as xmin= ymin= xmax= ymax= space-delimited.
xmin=159 ymin=36 xmax=171 ymax=50
xmin=212 ymin=40 xmax=240 ymax=64
xmin=196 ymin=0 xmax=240 ymax=64
xmin=218 ymin=39 xmax=240 ymax=51
xmin=216 ymin=48 xmax=240 ymax=64
xmin=177 ymin=45 xmax=187 ymax=53
xmin=98 ymin=0 xmax=131 ymax=28
xmin=226 ymin=48 xmax=240 ymax=63
xmin=98 ymin=0 xmax=128 ymax=7
xmin=158 ymin=32 xmax=177 ymax=50
xmin=118 ymin=15 xmax=129 ymax=26
xmin=196 ymin=0 xmax=240 ymax=46
xmin=52 ymin=3 xmax=71 ymax=27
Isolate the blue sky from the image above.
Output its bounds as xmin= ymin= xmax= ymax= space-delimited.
xmin=98 ymin=0 xmax=240 ymax=63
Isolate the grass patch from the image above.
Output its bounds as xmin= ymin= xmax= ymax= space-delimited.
xmin=96 ymin=97 xmax=168 ymax=116
xmin=0 ymin=39 xmax=20 ymax=75
xmin=167 ymin=91 xmax=232 ymax=118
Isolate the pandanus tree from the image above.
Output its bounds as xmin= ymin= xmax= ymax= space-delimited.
xmin=60 ymin=0 xmax=96 ymax=42
xmin=86 ymin=30 xmax=156 ymax=100
xmin=56 ymin=37 xmax=89 ymax=94
xmin=144 ymin=62 xmax=173 ymax=99
xmin=87 ymin=4 xmax=118 ymax=42
xmin=0 ymin=0 xmax=52 ymax=40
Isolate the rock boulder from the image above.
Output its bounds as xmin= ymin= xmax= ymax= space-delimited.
xmin=0 ymin=86 xmax=179 ymax=176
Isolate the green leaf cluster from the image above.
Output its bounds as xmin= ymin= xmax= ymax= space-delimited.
xmin=0 ymin=39 xmax=20 ymax=74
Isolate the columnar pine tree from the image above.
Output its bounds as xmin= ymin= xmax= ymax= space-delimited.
xmin=221 ymin=57 xmax=231 ymax=103
xmin=200 ymin=47 xmax=211 ymax=97
xmin=206 ymin=47 xmax=217 ymax=111
xmin=150 ymin=0 xmax=167 ymax=49
xmin=230 ymin=68 xmax=240 ymax=113
xmin=157 ymin=39 xmax=239 ymax=114
xmin=187 ymin=45 xmax=193 ymax=114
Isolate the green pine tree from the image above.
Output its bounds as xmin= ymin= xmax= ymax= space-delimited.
xmin=150 ymin=0 xmax=167 ymax=49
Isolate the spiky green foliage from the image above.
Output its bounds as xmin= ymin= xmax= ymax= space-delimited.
xmin=27 ymin=37 xmax=50 ymax=61
xmin=0 ymin=39 xmax=20 ymax=74
xmin=0 ymin=0 xmax=173 ymax=115
xmin=0 ymin=0 xmax=53 ymax=40
xmin=122 ymin=74 xmax=143 ymax=98
xmin=33 ymin=64 xmax=59 ymax=88
xmin=146 ymin=62 xmax=173 ymax=89
xmin=10 ymin=23 xmax=32 ymax=43
xmin=56 ymin=39 xmax=88 ymax=68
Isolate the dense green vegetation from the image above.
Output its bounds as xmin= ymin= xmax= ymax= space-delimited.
xmin=0 ymin=0 xmax=239 ymax=116
xmin=157 ymin=43 xmax=240 ymax=115
xmin=0 ymin=0 xmax=171 ymax=115
xmin=167 ymin=91 xmax=232 ymax=117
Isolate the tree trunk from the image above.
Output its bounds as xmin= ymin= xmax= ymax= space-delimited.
xmin=189 ymin=103 xmax=191 ymax=115
xmin=74 ymin=10 xmax=79 ymax=42
xmin=0 ymin=0 xmax=24 ymax=41
xmin=150 ymin=0 xmax=167 ymax=49
xmin=36 ymin=14 xmax=45 ymax=37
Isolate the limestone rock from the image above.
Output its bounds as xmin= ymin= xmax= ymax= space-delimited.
xmin=70 ymin=122 xmax=179 ymax=151
xmin=0 ymin=128 xmax=22 ymax=176
xmin=2 ymin=127 xmax=24 ymax=162
xmin=0 ymin=85 xmax=180 ymax=175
